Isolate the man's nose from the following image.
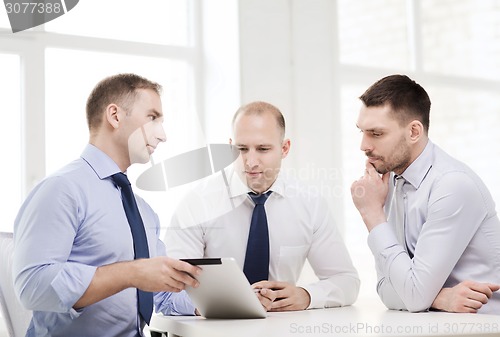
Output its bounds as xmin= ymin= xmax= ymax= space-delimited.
xmin=156 ymin=124 xmax=166 ymax=143
xmin=360 ymin=133 xmax=371 ymax=152
xmin=244 ymin=151 xmax=259 ymax=169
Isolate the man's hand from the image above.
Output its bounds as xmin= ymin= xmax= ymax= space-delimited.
xmin=131 ymin=256 xmax=201 ymax=293
xmin=431 ymin=280 xmax=500 ymax=313
xmin=252 ymin=285 xmax=277 ymax=311
xmin=350 ymin=161 xmax=390 ymax=231
xmin=252 ymin=281 xmax=310 ymax=311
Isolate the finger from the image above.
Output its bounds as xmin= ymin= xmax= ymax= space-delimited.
xmin=252 ymin=280 xmax=272 ymax=289
xmin=270 ymin=297 xmax=293 ymax=311
xmin=487 ymin=283 xmax=500 ymax=292
xmin=258 ymin=280 xmax=283 ymax=290
xmin=364 ymin=161 xmax=378 ymax=176
xmin=173 ymin=259 xmax=202 ymax=276
xmin=468 ymin=288 xmax=491 ymax=307
xmin=382 ymin=172 xmax=391 ymax=185
xmin=178 ymin=273 xmax=200 ymax=288
xmin=270 ymin=285 xmax=292 ymax=300
xmin=258 ymin=288 xmax=277 ymax=302
xmin=471 ymin=290 xmax=492 ymax=303
xmin=162 ymin=276 xmax=187 ymax=291
xmin=468 ymin=282 xmax=494 ymax=299
xmin=351 ymin=182 xmax=365 ymax=200
xmin=464 ymin=298 xmax=483 ymax=311
xmin=168 ymin=268 xmax=200 ymax=288
xmin=458 ymin=305 xmax=478 ymax=314
xmin=256 ymin=293 xmax=274 ymax=311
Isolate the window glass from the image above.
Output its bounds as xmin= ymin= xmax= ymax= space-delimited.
xmin=338 ymin=0 xmax=410 ymax=69
xmin=0 ymin=54 xmax=22 ymax=232
xmin=44 ymin=0 xmax=193 ymax=46
xmin=0 ymin=4 xmax=10 ymax=29
xmin=427 ymin=85 xmax=500 ymax=203
xmin=421 ymin=0 xmax=500 ymax=80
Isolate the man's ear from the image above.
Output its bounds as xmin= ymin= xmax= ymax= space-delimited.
xmin=105 ymin=104 xmax=120 ymax=129
xmin=281 ymin=139 xmax=291 ymax=159
xmin=408 ymin=120 xmax=424 ymax=143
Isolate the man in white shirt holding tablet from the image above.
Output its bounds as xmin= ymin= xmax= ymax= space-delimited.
xmin=162 ymin=101 xmax=359 ymax=314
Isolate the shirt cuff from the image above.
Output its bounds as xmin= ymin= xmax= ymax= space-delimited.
xmin=155 ymin=290 xmax=196 ymax=316
xmin=51 ymin=263 xmax=97 ymax=312
xmin=301 ymin=284 xmax=322 ymax=309
xmin=367 ymin=222 xmax=400 ymax=255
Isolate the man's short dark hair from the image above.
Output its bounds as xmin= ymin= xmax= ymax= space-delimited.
xmin=360 ymin=74 xmax=431 ymax=132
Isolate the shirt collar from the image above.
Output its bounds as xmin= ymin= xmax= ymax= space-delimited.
xmin=400 ymin=139 xmax=433 ymax=189
xmin=80 ymin=144 xmax=123 ymax=180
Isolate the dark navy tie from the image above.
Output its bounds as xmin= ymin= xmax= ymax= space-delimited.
xmin=243 ymin=191 xmax=272 ymax=284
xmin=112 ymin=172 xmax=153 ymax=325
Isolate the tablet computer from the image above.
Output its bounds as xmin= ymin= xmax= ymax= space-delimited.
xmin=181 ymin=257 xmax=267 ymax=319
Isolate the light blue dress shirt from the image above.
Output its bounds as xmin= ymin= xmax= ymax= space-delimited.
xmin=13 ymin=144 xmax=192 ymax=337
xmin=368 ymin=140 xmax=500 ymax=314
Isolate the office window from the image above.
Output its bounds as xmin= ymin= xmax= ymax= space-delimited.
xmin=0 ymin=5 xmax=9 ymax=28
xmin=44 ymin=0 xmax=192 ymax=46
xmin=338 ymin=0 xmax=410 ymax=70
xmin=0 ymin=54 xmax=22 ymax=232
xmin=421 ymin=0 xmax=500 ymax=80
xmin=427 ymin=86 xmax=500 ymax=196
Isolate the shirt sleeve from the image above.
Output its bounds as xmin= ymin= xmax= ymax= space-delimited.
xmin=302 ymin=197 xmax=360 ymax=309
xmin=155 ymin=291 xmax=196 ymax=316
xmin=13 ymin=176 xmax=96 ymax=314
xmin=368 ymin=171 xmax=488 ymax=312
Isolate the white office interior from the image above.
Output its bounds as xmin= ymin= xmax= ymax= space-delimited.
xmin=1 ymin=0 xmax=500 ymax=333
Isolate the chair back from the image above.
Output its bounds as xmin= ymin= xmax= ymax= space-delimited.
xmin=0 ymin=232 xmax=32 ymax=337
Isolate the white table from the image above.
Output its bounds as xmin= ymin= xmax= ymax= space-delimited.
xmin=149 ymin=299 xmax=500 ymax=337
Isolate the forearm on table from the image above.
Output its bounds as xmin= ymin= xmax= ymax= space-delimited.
xmin=369 ymin=224 xmax=449 ymax=312
xmin=304 ymin=273 xmax=360 ymax=308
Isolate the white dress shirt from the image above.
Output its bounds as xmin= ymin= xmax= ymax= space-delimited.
xmin=368 ymin=140 xmax=500 ymax=314
xmin=165 ymin=166 xmax=360 ymax=311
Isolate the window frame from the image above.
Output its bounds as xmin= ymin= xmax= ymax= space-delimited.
xmin=0 ymin=1 xmax=203 ymax=199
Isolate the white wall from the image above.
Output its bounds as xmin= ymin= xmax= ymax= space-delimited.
xmin=238 ymin=0 xmax=345 ymax=228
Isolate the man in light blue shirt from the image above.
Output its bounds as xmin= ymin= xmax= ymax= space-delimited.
xmin=351 ymin=74 xmax=500 ymax=314
xmin=13 ymin=73 xmax=200 ymax=337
